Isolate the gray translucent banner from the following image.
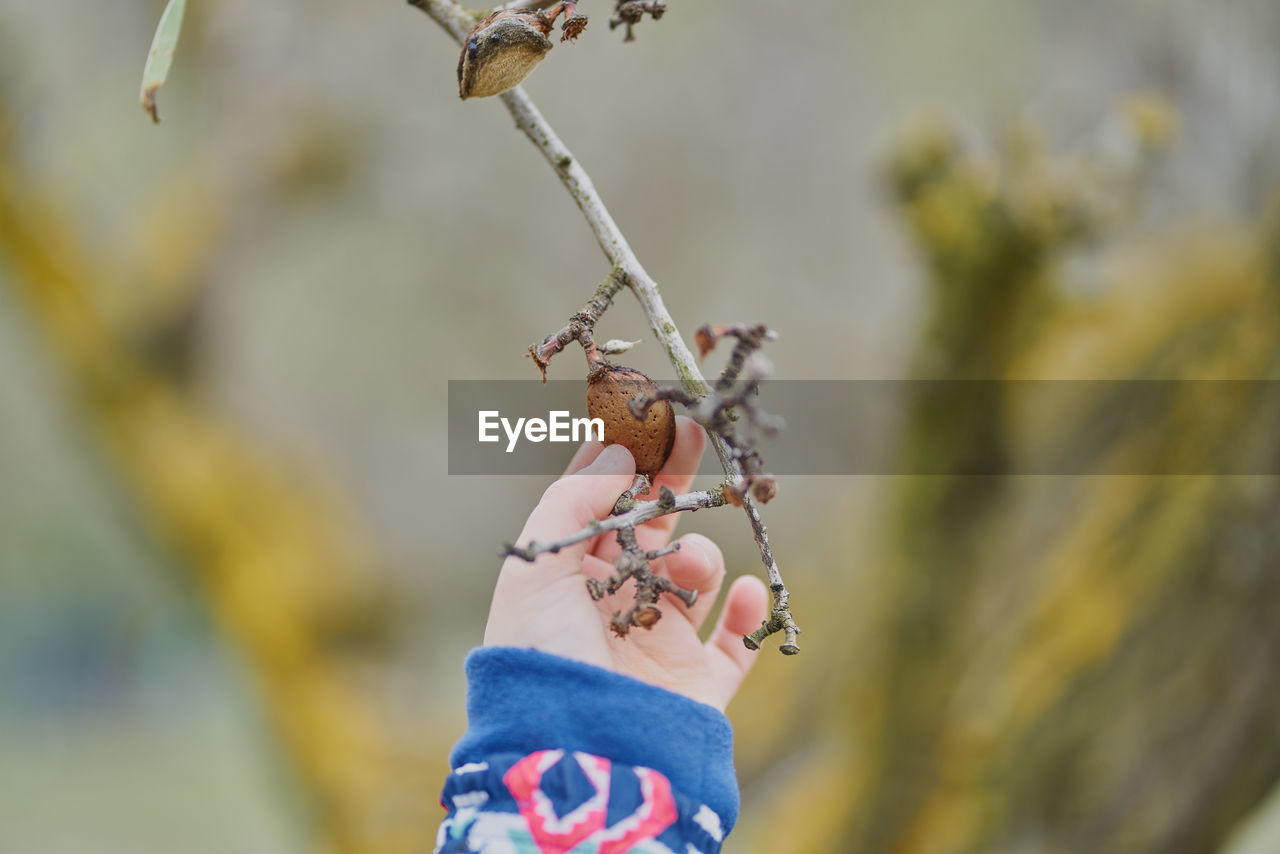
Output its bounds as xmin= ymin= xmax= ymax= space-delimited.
xmin=447 ymin=380 xmax=1280 ymax=475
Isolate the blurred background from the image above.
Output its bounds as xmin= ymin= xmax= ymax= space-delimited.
xmin=2 ymin=0 xmax=1279 ymax=852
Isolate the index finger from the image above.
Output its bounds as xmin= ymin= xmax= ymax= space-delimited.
xmin=507 ymin=444 xmax=636 ymax=580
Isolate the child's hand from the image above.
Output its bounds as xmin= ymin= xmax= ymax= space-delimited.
xmin=484 ymin=417 xmax=770 ymax=711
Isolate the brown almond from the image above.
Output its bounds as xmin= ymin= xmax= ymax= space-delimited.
xmin=457 ymin=11 xmax=553 ymax=100
xmin=586 ymin=366 xmax=675 ymax=480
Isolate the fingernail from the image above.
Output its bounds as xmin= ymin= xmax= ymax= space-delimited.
xmin=589 ymin=444 xmax=634 ymax=474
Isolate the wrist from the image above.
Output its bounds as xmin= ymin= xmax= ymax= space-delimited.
xmin=451 ymin=645 xmax=741 ymax=832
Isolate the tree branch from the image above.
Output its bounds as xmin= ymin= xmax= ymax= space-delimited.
xmin=528 ymin=267 xmax=626 ymax=379
xmin=502 ymin=486 xmax=724 ymax=560
xmin=406 ymin=0 xmax=799 ymax=653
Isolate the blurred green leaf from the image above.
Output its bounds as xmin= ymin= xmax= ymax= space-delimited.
xmin=139 ymin=0 xmax=187 ymax=124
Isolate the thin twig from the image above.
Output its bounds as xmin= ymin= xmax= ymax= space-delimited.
xmin=407 ymin=0 xmax=799 ymax=652
xmin=593 ymin=526 xmax=698 ymax=636
xmin=742 ymin=501 xmax=799 ymax=653
xmin=502 ymin=487 xmax=724 ymax=561
xmin=529 ymin=267 xmax=626 ymax=379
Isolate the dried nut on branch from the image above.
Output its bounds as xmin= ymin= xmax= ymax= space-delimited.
xmin=587 ymin=364 xmax=676 ymax=481
xmin=457 ymin=2 xmax=586 ymax=99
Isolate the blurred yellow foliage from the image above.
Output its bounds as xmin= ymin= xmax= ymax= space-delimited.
xmin=736 ymin=110 xmax=1280 ymax=854
xmin=0 ymin=145 xmax=446 ymax=854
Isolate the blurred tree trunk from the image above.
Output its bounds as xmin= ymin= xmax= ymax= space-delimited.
xmin=751 ymin=119 xmax=1280 ymax=854
xmin=0 ymin=139 xmax=443 ymax=854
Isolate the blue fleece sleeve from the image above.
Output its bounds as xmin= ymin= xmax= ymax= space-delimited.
xmin=433 ymin=646 xmax=737 ymax=854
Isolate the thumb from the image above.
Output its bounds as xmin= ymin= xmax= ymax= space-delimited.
xmin=511 ymin=444 xmax=636 ymax=578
